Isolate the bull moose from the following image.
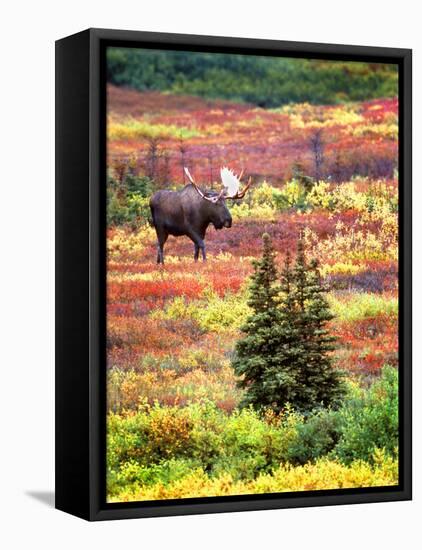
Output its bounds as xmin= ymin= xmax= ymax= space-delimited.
xmin=150 ymin=167 xmax=252 ymax=263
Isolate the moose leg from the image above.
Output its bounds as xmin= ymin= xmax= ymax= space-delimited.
xmin=155 ymin=228 xmax=168 ymax=264
xmin=187 ymin=231 xmax=206 ymax=262
xmin=156 ymin=243 xmax=163 ymax=264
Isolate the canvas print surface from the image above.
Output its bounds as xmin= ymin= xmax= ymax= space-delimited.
xmin=106 ymin=47 xmax=399 ymax=503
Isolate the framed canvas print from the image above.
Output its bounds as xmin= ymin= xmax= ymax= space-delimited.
xmin=55 ymin=28 xmax=412 ymax=521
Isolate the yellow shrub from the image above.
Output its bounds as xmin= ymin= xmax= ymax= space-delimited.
xmin=350 ymin=115 xmax=398 ymax=139
xmin=281 ymin=180 xmax=306 ymax=206
xmin=195 ymin=291 xmax=251 ymax=333
xmin=150 ymin=296 xmax=197 ymax=322
xmin=231 ymin=182 xmax=279 ymax=221
xmin=251 ymin=181 xmax=277 ymax=206
xmin=152 ymin=291 xmax=251 ymax=333
xmin=108 ymin=117 xmax=201 ymax=141
xmin=319 ymin=262 xmax=364 ymax=278
xmin=278 ymin=102 xmax=364 ymax=129
xmin=307 ymin=181 xmax=333 ymax=209
xmin=327 ymin=293 xmax=398 ymax=322
xmin=303 ymin=214 xmax=398 ymax=264
xmin=109 ymin=453 xmax=398 ymax=502
xmin=332 ymin=182 xmax=367 ymax=212
xmin=107 ymin=226 xmax=155 ymax=262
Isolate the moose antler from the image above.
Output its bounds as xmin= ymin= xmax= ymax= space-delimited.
xmin=184 ymin=167 xmax=224 ymax=203
xmin=220 ymin=167 xmax=252 ymax=199
xmin=184 ymin=166 xmax=252 ymax=202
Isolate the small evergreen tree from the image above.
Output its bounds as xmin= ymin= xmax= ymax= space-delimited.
xmin=259 ymin=251 xmax=304 ymax=411
xmin=290 ymin=241 xmax=345 ymax=411
xmin=233 ymin=234 xmax=345 ymax=414
xmin=232 ymin=233 xmax=283 ymax=409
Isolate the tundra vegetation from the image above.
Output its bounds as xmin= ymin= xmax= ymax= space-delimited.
xmin=106 ymin=54 xmax=399 ymax=502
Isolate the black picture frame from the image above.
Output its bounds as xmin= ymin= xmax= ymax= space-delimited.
xmin=55 ymin=28 xmax=412 ymax=521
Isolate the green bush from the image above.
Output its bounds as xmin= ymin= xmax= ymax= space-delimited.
xmin=107 ymin=191 xmax=129 ymax=226
xmin=126 ymin=195 xmax=152 ymax=227
xmin=107 ymin=401 xmax=301 ymax=494
xmin=286 ymin=409 xmax=341 ymax=465
xmin=273 ymin=180 xmax=310 ymax=212
xmin=107 ymin=367 xmax=399 ymax=497
xmin=332 ymin=366 xmax=398 ymax=464
xmin=209 ymin=407 xmax=298 ymax=480
xmin=107 ymin=458 xmax=202 ymax=496
xmin=125 ymin=174 xmax=154 ymax=198
xmin=107 ymin=175 xmax=153 ymax=227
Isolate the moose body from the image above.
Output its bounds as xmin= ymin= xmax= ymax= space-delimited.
xmin=150 ymin=167 xmax=251 ymax=264
xmin=150 ymin=185 xmax=232 ymax=263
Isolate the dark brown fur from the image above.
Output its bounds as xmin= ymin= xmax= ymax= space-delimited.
xmin=150 ymin=184 xmax=232 ymax=263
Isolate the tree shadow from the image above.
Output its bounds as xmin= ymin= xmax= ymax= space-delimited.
xmin=26 ymin=491 xmax=55 ymax=508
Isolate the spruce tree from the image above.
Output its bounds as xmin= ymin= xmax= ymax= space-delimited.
xmin=232 ymin=233 xmax=282 ymax=410
xmin=259 ymin=251 xmax=304 ymax=411
xmin=301 ymin=258 xmax=345 ymax=408
xmin=290 ymin=243 xmax=345 ymax=411
xmin=233 ymin=234 xmax=345 ymax=414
